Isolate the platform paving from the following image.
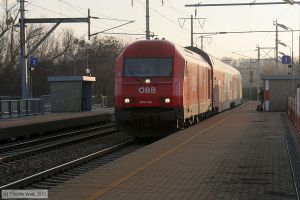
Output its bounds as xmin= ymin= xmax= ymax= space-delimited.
xmin=0 ymin=108 xmax=114 ymax=129
xmin=0 ymin=108 xmax=114 ymax=140
xmin=48 ymin=102 xmax=297 ymax=200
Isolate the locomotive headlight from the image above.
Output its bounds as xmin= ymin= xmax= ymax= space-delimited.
xmin=164 ymin=98 xmax=171 ymax=103
xmin=124 ymin=98 xmax=130 ymax=104
xmin=145 ymin=79 xmax=151 ymax=84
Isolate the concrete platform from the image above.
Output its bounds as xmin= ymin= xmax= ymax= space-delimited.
xmin=0 ymin=108 xmax=114 ymax=140
xmin=48 ymin=102 xmax=297 ymax=200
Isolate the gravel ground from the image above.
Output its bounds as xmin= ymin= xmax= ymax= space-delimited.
xmin=0 ymin=131 xmax=133 ymax=186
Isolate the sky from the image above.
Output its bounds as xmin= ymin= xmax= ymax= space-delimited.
xmin=21 ymin=0 xmax=300 ymax=60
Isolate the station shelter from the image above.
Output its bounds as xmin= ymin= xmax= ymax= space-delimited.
xmin=261 ymin=75 xmax=298 ymax=112
xmin=48 ymin=76 xmax=96 ymax=112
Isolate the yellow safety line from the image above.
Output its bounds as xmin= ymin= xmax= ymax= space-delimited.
xmin=86 ymin=113 xmax=233 ymax=200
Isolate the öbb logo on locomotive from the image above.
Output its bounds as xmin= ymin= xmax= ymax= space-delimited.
xmin=138 ymin=87 xmax=156 ymax=94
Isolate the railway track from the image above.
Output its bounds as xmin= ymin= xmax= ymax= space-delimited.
xmin=0 ymin=123 xmax=119 ymax=163
xmin=0 ymin=139 xmax=136 ymax=190
xmin=0 ymin=123 xmax=117 ymax=150
xmin=281 ymin=113 xmax=300 ymax=200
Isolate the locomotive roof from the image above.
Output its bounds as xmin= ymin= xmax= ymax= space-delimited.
xmin=184 ymin=45 xmax=241 ymax=77
xmin=185 ymin=46 xmax=213 ymax=68
xmin=123 ymin=39 xmax=175 ymax=57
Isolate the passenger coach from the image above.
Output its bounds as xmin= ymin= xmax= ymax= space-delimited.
xmin=115 ymin=39 xmax=242 ymax=137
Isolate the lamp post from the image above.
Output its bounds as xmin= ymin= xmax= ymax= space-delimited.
xmin=279 ymin=42 xmax=293 ymax=96
xmin=277 ymin=23 xmax=294 ymax=96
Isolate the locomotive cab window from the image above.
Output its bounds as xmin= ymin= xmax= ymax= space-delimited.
xmin=124 ymin=58 xmax=173 ymax=77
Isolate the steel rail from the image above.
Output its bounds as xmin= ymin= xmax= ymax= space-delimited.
xmin=0 ymin=140 xmax=134 ymax=190
xmin=0 ymin=123 xmax=116 ymax=152
xmin=0 ymin=126 xmax=120 ymax=163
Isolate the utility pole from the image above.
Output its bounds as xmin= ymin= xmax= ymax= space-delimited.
xmin=146 ymin=0 xmax=150 ymax=40
xmin=88 ymin=9 xmax=91 ymax=40
xmin=20 ymin=0 xmax=28 ymax=99
xmin=18 ymin=1 xmax=90 ymax=99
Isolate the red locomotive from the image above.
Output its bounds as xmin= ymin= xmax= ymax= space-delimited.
xmin=115 ymin=39 xmax=242 ymax=136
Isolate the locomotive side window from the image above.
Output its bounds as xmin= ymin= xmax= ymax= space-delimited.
xmin=124 ymin=58 xmax=173 ymax=77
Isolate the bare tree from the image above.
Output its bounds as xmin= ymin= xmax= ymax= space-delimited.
xmin=0 ymin=0 xmax=19 ymax=96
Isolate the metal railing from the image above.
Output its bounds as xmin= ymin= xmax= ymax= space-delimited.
xmin=287 ymin=89 xmax=300 ymax=132
xmin=0 ymin=99 xmax=45 ymax=119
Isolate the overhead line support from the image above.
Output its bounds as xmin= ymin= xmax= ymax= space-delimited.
xmin=178 ymin=16 xmax=205 ymax=47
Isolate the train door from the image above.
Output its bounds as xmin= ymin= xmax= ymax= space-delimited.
xmin=183 ymin=61 xmax=189 ymax=118
xmin=232 ymin=76 xmax=237 ymax=103
xmin=219 ymin=79 xmax=222 ymax=111
xmin=225 ymin=74 xmax=229 ymax=109
xmin=208 ymin=68 xmax=211 ymax=103
xmin=197 ymin=65 xmax=200 ymax=114
xmin=199 ymin=68 xmax=206 ymax=113
xmin=186 ymin=63 xmax=190 ymax=108
xmin=213 ymin=75 xmax=220 ymax=112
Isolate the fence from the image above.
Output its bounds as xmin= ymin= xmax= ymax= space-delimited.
xmin=287 ymin=88 xmax=300 ymax=132
xmin=0 ymin=99 xmax=45 ymax=119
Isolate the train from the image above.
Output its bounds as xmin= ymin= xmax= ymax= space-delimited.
xmin=115 ymin=39 xmax=242 ymax=137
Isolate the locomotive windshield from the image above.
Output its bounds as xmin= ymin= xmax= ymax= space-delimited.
xmin=124 ymin=58 xmax=173 ymax=77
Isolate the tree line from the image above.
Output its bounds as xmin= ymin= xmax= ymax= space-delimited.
xmin=0 ymin=0 xmax=124 ymax=98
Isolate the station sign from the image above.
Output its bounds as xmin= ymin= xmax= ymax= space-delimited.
xmin=30 ymin=56 xmax=38 ymax=66
xmin=282 ymin=55 xmax=291 ymax=64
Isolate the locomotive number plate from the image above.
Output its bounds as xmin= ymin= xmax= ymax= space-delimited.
xmin=140 ymin=100 xmax=153 ymax=104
